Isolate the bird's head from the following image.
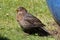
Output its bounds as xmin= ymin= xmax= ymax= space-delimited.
xmin=16 ymin=7 xmax=27 ymax=14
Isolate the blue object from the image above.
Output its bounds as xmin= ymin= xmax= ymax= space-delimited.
xmin=46 ymin=0 xmax=60 ymax=25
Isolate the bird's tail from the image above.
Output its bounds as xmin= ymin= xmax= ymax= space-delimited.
xmin=37 ymin=27 xmax=50 ymax=36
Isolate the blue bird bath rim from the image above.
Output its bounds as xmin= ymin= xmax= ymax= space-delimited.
xmin=46 ymin=0 xmax=60 ymax=25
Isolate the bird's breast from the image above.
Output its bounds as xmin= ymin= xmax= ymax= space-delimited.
xmin=16 ymin=14 xmax=24 ymax=21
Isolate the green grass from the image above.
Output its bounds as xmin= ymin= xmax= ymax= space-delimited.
xmin=0 ymin=0 xmax=56 ymax=40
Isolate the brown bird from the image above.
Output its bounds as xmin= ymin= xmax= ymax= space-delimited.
xmin=16 ymin=7 xmax=50 ymax=36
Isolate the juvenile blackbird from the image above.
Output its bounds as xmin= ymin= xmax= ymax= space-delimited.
xmin=16 ymin=7 xmax=50 ymax=36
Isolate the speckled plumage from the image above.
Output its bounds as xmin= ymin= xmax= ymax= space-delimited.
xmin=16 ymin=7 xmax=50 ymax=36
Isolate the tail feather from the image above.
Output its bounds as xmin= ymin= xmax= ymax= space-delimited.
xmin=37 ymin=27 xmax=50 ymax=36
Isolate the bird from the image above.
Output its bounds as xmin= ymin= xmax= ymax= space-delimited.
xmin=16 ymin=7 xmax=50 ymax=36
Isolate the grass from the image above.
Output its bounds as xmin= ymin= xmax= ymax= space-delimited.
xmin=0 ymin=0 xmax=56 ymax=40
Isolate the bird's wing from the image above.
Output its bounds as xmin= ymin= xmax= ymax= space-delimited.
xmin=24 ymin=14 xmax=45 ymax=27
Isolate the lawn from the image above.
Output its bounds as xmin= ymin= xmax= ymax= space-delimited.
xmin=0 ymin=0 xmax=56 ymax=40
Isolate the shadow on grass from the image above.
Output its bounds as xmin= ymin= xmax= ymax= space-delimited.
xmin=0 ymin=36 xmax=10 ymax=40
